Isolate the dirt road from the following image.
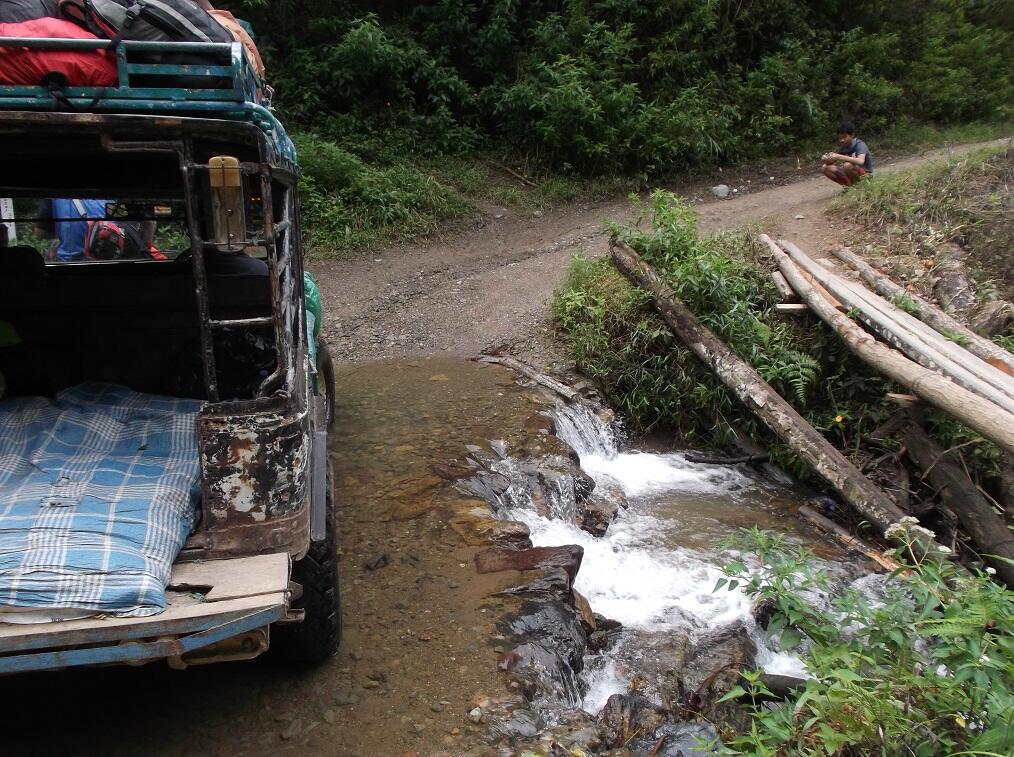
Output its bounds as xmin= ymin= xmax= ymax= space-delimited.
xmin=310 ymin=139 xmax=1007 ymax=365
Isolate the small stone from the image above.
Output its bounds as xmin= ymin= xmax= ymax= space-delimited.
xmin=411 ymin=722 xmax=426 ymax=734
xmin=334 ymin=691 xmax=360 ymax=706
xmin=711 ymin=184 xmax=730 ymax=199
xmin=794 ymin=214 xmax=806 ymax=220
xmin=323 ymin=709 xmax=337 ymax=725
xmin=430 ymin=703 xmax=444 ymax=713
xmin=450 ymin=727 xmax=461 ymax=736
xmin=364 ymin=552 xmax=389 ymax=571
xmin=467 ymin=707 xmax=483 ymax=724
xmin=280 ymin=719 xmax=303 ymax=740
xmin=361 ymin=679 xmax=380 ymax=689
xmin=533 ymin=210 xmax=543 ymax=218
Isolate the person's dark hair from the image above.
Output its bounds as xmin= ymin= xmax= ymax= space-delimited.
xmin=837 ymin=122 xmax=856 ymax=135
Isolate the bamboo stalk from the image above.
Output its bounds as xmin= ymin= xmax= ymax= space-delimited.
xmin=832 ymin=247 xmax=1014 ymax=373
xmin=760 ymin=235 xmax=1014 ymax=456
xmin=611 ymin=240 xmax=908 ymax=535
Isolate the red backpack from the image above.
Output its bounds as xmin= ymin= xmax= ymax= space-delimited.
xmin=0 ymin=17 xmax=117 ymax=86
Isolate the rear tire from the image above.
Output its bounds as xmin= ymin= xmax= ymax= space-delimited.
xmin=272 ymin=475 xmax=341 ymax=662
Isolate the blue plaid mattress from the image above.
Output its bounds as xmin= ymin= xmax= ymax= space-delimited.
xmin=0 ymin=384 xmax=203 ymax=618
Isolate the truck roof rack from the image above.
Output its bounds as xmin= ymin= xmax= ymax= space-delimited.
xmin=0 ymin=38 xmax=295 ymax=164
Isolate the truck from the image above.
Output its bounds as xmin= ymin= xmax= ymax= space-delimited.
xmin=0 ymin=34 xmax=340 ymax=672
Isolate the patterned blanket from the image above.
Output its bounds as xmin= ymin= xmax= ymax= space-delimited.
xmin=0 ymin=384 xmax=202 ymax=618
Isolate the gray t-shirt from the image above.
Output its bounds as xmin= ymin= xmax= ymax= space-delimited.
xmin=841 ymin=138 xmax=873 ymax=172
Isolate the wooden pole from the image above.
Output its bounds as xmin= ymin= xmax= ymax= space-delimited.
xmin=832 ymin=247 xmax=1014 ymax=373
xmin=904 ymin=423 xmax=1014 ymax=588
xmin=610 ymin=240 xmax=909 ymax=535
xmin=779 ymin=241 xmax=1014 ymax=411
xmin=760 ymin=236 xmax=1014 ymax=456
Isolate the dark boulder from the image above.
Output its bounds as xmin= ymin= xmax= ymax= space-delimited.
xmin=500 ymin=642 xmax=583 ymax=708
xmin=677 ymin=622 xmax=757 ymax=721
xmin=578 ymin=496 xmax=619 ymax=536
xmin=597 ymin=694 xmax=671 ymax=749
xmin=507 ymin=600 xmax=587 ymax=670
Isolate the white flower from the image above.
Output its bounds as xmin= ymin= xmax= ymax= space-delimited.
xmin=986 ymin=567 xmax=997 ymax=575
xmin=938 ymin=545 xmax=952 ymax=554
xmin=980 ymin=654 xmax=991 ymax=664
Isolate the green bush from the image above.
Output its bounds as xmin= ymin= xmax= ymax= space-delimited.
xmin=717 ymin=528 xmax=1014 ymax=755
xmin=293 ymin=133 xmax=472 ymax=254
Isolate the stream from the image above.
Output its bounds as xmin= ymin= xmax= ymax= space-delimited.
xmin=488 ymin=400 xmax=860 ymax=719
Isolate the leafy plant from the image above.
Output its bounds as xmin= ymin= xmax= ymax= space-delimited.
xmin=716 ymin=528 xmax=1014 ymax=756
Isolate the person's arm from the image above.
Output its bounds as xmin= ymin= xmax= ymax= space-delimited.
xmin=825 ymin=152 xmax=865 ymax=166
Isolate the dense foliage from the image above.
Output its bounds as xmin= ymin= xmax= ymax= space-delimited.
xmin=718 ymin=528 xmax=1014 ymax=755
xmin=236 ymin=0 xmax=1011 ymax=175
xmin=552 ymin=192 xmax=895 ymax=480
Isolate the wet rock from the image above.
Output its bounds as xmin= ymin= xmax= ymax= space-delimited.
xmin=578 ymin=496 xmax=618 ymax=536
xmin=628 ymin=722 xmax=721 ymax=756
xmin=448 ymin=501 xmax=532 ymax=548
xmin=498 ymin=566 xmax=572 ymax=601
xmin=430 ymin=703 xmax=444 ymax=713
xmin=488 ymin=439 xmax=509 ymax=459
xmin=485 ymin=707 xmax=541 ymax=743
xmin=502 ymin=642 xmax=583 ymax=707
xmin=597 ymin=694 xmax=670 ymax=749
xmin=711 ymin=184 xmax=731 ymax=199
xmin=474 ymin=545 xmax=583 ymax=584
xmin=457 ymin=471 xmax=512 ymax=501
xmin=677 ymin=621 xmax=757 ymax=720
xmin=467 ymin=707 xmax=483 ymax=724
xmin=525 ymin=412 xmax=554 ymax=434
xmin=545 ymin=709 xmax=603 ymax=752
xmin=508 ymin=601 xmax=587 ymax=670
xmin=364 ymin=552 xmax=390 ymax=571
xmin=429 ymin=460 xmax=474 ymax=481
xmin=751 ymin=597 xmax=777 ymax=629
xmin=572 ymin=589 xmax=596 ymax=632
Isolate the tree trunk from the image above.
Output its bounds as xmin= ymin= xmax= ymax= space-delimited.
xmin=779 ymin=240 xmax=1014 ymax=413
xmin=760 ymin=236 xmax=1014 ymax=456
xmin=832 ymin=247 xmax=1014 ymax=374
xmin=904 ymin=423 xmax=1014 ymax=588
xmin=934 ymin=243 xmax=977 ymax=318
xmin=611 ymin=240 xmax=908 ymax=535
xmin=972 ymin=300 xmax=1014 ymax=339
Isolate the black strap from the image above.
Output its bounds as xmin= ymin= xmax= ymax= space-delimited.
xmin=40 ymin=74 xmax=107 ymax=112
xmin=108 ymin=1 xmax=147 ymax=52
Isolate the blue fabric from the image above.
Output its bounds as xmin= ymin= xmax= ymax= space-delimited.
xmin=50 ymin=199 xmax=109 ymax=262
xmin=0 ymin=384 xmax=203 ymax=617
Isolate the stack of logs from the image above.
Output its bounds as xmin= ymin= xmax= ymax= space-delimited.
xmin=611 ymin=237 xmax=1014 ymax=586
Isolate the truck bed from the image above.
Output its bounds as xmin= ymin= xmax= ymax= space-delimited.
xmin=0 ymin=553 xmax=291 ymax=674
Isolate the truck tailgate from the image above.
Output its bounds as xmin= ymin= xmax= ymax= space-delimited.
xmin=0 ymin=553 xmax=291 ymax=674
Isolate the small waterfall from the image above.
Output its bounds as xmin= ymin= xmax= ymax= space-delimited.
xmin=552 ymin=402 xmax=618 ymax=459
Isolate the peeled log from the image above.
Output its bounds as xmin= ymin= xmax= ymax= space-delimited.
xmin=611 ymin=240 xmax=907 ymax=535
xmin=904 ymin=424 xmax=1014 ymax=588
xmin=761 ymin=236 xmax=1014 ymax=456
xmin=780 ymin=240 xmax=1014 ymax=412
xmin=832 ymin=247 xmax=1014 ymax=374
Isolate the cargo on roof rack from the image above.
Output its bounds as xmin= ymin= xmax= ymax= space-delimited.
xmin=0 ymin=37 xmax=293 ymax=161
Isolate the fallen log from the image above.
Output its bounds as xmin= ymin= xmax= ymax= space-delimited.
xmin=770 ymin=271 xmax=796 ymax=301
xmin=798 ymin=504 xmax=905 ymax=573
xmin=478 ymin=355 xmax=578 ymax=401
xmin=684 ymin=452 xmax=769 ymax=465
xmin=762 ymin=236 xmax=1014 ymax=455
xmin=933 ymin=243 xmax=976 ymax=318
xmin=903 ymin=423 xmax=1014 ymax=588
xmin=973 ymin=300 xmax=1014 ymax=339
xmin=781 ymin=241 xmax=1014 ymax=412
xmin=832 ymin=247 xmax=1014 ymax=374
xmin=611 ymin=239 xmax=908 ymax=535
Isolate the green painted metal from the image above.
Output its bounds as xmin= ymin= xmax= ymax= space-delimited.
xmin=0 ymin=38 xmax=296 ymax=164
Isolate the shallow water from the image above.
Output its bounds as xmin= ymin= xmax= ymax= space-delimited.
xmin=509 ymin=402 xmax=850 ymax=713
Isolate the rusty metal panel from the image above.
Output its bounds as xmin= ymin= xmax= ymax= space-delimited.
xmin=196 ymin=397 xmax=310 ymax=557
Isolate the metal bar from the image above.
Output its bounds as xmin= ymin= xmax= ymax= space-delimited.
xmin=181 ymin=145 xmax=219 ymax=403
xmin=125 ymin=64 xmax=234 ymax=77
xmin=256 ymin=169 xmax=286 ymax=397
xmin=0 ymin=606 xmax=284 ymax=675
xmin=0 ymin=38 xmax=234 ymax=52
xmin=210 ymin=317 xmax=273 ymax=330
